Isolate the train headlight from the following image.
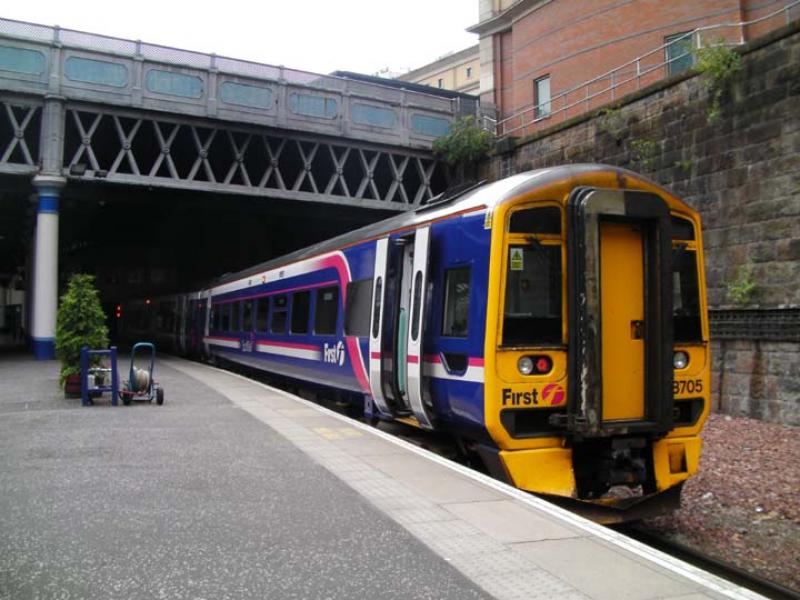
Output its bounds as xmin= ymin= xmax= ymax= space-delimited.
xmin=673 ymin=351 xmax=689 ymax=370
xmin=517 ymin=355 xmax=553 ymax=375
xmin=518 ymin=356 xmax=534 ymax=375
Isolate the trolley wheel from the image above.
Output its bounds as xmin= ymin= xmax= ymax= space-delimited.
xmin=156 ymin=387 xmax=164 ymax=405
xmin=121 ymin=393 xmax=131 ymax=406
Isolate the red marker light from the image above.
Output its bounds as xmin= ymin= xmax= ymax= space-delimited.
xmin=535 ymin=357 xmax=552 ymax=374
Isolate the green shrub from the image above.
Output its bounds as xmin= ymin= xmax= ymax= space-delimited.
xmin=693 ymin=42 xmax=742 ymax=123
xmin=55 ymin=274 xmax=109 ymax=386
xmin=433 ymin=116 xmax=494 ymax=183
xmin=630 ymin=138 xmax=659 ymax=170
xmin=596 ymin=107 xmax=626 ymax=142
xmin=727 ymin=265 xmax=758 ymax=306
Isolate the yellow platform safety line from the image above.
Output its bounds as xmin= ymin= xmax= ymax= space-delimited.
xmin=313 ymin=427 xmax=363 ymax=440
xmin=394 ymin=415 xmax=422 ymax=429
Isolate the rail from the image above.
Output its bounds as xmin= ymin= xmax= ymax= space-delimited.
xmin=491 ymin=0 xmax=800 ymax=138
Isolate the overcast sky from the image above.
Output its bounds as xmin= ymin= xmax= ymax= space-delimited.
xmin=2 ymin=1 xmax=479 ymax=75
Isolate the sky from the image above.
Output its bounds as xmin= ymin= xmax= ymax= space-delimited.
xmin=1 ymin=1 xmax=480 ymax=76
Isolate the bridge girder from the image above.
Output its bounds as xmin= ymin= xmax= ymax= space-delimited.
xmin=0 ymin=95 xmax=449 ymax=209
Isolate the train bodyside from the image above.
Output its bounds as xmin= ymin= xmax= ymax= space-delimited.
xmin=200 ymin=204 xmax=493 ymax=439
xmin=119 ymin=164 xmax=710 ymax=518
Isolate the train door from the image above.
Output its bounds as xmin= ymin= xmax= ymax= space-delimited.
xmin=179 ymin=297 xmax=188 ymax=354
xmin=567 ymin=188 xmax=673 ymax=436
xmin=368 ymin=228 xmax=434 ymax=427
xmin=368 ymin=238 xmax=393 ymax=415
xmin=406 ymin=226 xmax=435 ymax=429
xmin=599 ymin=222 xmax=645 ymax=420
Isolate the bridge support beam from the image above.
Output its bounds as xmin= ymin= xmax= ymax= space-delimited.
xmin=30 ymin=175 xmax=65 ymax=360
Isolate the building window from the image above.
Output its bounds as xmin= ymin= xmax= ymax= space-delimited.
xmin=665 ymin=32 xmax=694 ymax=77
xmin=534 ymin=75 xmax=551 ymax=119
xmin=466 ymin=66 xmax=472 ymax=78
xmin=437 ymin=78 xmax=443 ymax=88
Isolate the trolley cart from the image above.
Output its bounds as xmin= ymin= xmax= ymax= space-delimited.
xmin=119 ymin=342 xmax=165 ymax=406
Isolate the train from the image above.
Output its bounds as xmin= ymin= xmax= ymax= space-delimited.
xmin=120 ymin=164 xmax=710 ymax=521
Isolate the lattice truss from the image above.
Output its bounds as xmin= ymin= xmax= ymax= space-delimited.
xmin=64 ymin=107 xmax=448 ymax=207
xmin=0 ymin=99 xmax=41 ymax=169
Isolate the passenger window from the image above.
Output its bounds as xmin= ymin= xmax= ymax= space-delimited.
xmin=442 ymin=267 xmax=471 ymax=338
xmin=315 ymin=286 xmax=339 ymax=335
xmin=270 ymin=294 xmax=288 ymax=334
xmin=255 ymin=298 xmax=268 ymax=332
xmin=242 ymin=300 xmax=253 ymax=332
xmin=231 ymin=301 xmax=241 ymax=332
xmin=291 ymin=291 xmax=311 ymax=334
xmin=371 ymin=278 xmax=383 ymax=338
xmin=503 ymin=244 xmax=562 ymax=345
xmin=345 ymin=279 xmax=373 ymax=337
xmin=411 ymin=271 xmax=423 ymax=342
xmin=221 ymin=304 xmax=231 ymax=332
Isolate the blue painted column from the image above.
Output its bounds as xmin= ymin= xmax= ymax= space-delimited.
xmin=31 ymin=175 xmax=66 ymax=360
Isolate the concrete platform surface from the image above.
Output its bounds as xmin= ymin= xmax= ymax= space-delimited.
xmin=0 ymin=354 xmax=765 ymax=600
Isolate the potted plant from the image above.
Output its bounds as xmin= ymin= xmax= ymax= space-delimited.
xmin=55 ymin=274 xmax=109 ymax=397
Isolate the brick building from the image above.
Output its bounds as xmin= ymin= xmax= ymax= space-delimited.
xmin=469 ymin=0 xmax=796 ymax=135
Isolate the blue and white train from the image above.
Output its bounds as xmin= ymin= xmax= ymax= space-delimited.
xmin=121 ymin=165 xmax=711 ymax=520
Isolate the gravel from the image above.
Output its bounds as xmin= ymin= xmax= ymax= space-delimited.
xmin=641 ymin=412 xmax=800 ymax=591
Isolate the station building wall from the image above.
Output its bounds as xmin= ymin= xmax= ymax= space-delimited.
xmin=472 ymin=0 xmax=794 ymax=127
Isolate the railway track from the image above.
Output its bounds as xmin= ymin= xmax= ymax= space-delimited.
xmin=619 ymin=525 xmax=800 ymax=600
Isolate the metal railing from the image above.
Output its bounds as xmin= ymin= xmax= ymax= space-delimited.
xmin=492 ymin=0 xmax=800 ymax=138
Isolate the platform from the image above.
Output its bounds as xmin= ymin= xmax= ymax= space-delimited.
xmin=0 ymin=353 xmax=764 ymax=600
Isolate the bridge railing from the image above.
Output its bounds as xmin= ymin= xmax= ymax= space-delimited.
xmin=0 ymin=17 xmax=465 ymax=149
xmin=491 ymin=0 xmax=800 ymax=138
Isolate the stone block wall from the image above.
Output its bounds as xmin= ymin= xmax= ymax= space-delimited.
xmin=487 ymin=22 xmax=800 ymax=425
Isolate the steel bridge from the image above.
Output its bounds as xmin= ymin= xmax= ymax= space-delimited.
xmin=0 ymin=17 xmax=475 ymax=358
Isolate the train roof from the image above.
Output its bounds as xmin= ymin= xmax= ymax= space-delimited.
xmin=208 ymin=164 xmax=686 ymax=289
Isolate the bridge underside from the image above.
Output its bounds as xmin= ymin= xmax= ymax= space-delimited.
xmin=1 ymin=96 xmax=449 ymax=209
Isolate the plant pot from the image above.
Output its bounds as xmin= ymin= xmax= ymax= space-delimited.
xmin=64 ymin=373 xmax=81 ymax=399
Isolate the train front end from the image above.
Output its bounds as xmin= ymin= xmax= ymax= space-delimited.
xmin=481 ymin=167 xmax=710 ymax=520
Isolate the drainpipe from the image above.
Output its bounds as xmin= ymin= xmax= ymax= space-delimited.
xmin=738 ymin=0 xmax=747 ymax=44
